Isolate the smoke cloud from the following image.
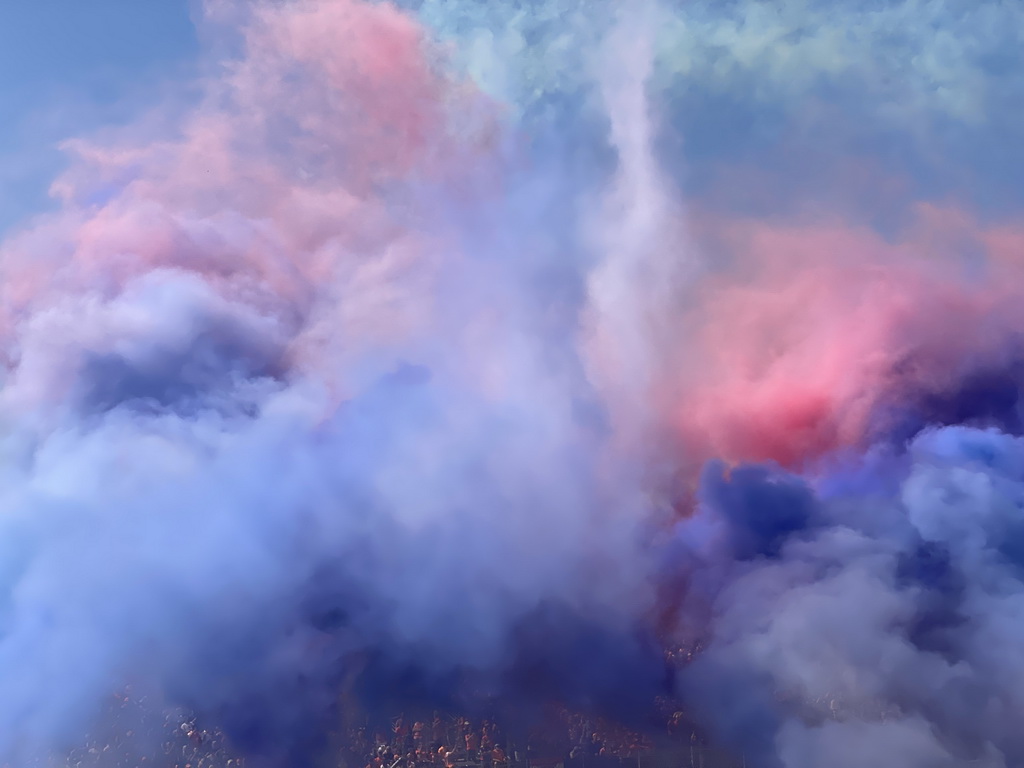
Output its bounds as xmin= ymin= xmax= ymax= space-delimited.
xmin=2 ymin=0 xmax=1024 ymax=766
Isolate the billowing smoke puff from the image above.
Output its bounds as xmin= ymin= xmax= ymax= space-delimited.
xmin=1 ymin=1 xmax=1024 ymax=767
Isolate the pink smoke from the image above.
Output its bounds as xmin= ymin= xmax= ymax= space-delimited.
xmin=2 ymin=0 xmax=1022 ymax=492
xmin=0 ymin=0 xmax=510 ymax=425
xmin=660 ymin=207 xmax=1024 ymax=472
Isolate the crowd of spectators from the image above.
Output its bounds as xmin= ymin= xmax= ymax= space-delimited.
xmin=27 ymin=676 xmax=706 ymax=768
xmin=336 ymin=645 xmax=707 ymax=768
xmin=531 ymin=709 xmax=655 ymax=768
xmin=57 ymin=690 xmax=243 ymax=768
xmin=339 ymin=703 xmax=703 ymax=768
xmin=49 ymin=702 xmax=705 ymax=768
xmin=343 ymin=713 xmax=510 ymax=768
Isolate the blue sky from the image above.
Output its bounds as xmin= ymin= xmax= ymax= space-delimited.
xmin=0 ymin=0 xmax=198 ymax=234
xmin=3 ymin=0 xmax=1023 ymax=239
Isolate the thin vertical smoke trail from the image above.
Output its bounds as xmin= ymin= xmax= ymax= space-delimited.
xmin=583 ymin=0 xmax=691 ymax=455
